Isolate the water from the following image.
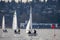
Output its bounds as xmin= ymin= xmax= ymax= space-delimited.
xmin=0 ymin=29 xmax=60 ymax=40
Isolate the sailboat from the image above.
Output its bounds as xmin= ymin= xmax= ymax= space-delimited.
xmin=12 ymin=10 xmax=20 ymax=34
xmin=26 ymin=7 xmax=36 ymax=35
xmin=2 ymin=16 xmax=7 ymax=32
xmin=26 ymin=7 xmax=32 ymax=34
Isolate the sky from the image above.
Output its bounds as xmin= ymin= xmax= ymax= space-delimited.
xmin=0 ymin=0 xmax=32 ymax=3
xmin=0 ymin=0 xmax=48 ymax=3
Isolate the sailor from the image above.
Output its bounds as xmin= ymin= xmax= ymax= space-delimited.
xmin=18 ymin=29 xmax=20 ymax=32
xmin=14 ymin=29 xmax=20 ymax=34
xmin=28 ymin=31 xmax=31 ymax=34
xmin=34 ymin=29 xmax=36 ymax=34
xmin=14 ymin=30 xmax=17 ymax=33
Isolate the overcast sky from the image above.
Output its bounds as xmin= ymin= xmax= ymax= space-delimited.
xmin=0 ymin=0 xmax=32 ymax=2
xmin=0 ymin=0 xmax=48 ymax=3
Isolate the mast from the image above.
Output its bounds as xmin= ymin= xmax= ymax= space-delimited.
xmin=30 ymin=6 xmax=32 ymax=31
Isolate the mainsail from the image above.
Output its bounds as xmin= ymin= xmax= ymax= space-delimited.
xmin=12 ymin=10 xmax=18 ymax=30
xmin=2 ymin=16 xmax=5 ymax=30
xmin=26 ymin=7 xmax=32 ymax=33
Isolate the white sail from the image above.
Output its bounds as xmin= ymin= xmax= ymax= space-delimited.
xmin=2 ymin=16 xmax=5 ymax=30
xmin=15 ymin=0 xmax=19 ymax=3
xmin=5 ymin=0 xmax=8 ymax=3
xmin=26 ymin=7 xmax=32 ymax=33
xmin=30 ymin=7 xmax=32 ymax=30
xmin=26 ymin=18 xmax=31 ymax=33
xmin=12 ymin=10 xmax=18 ymax=30
xmin=8 ymin=0 xmax=12 ymax=2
